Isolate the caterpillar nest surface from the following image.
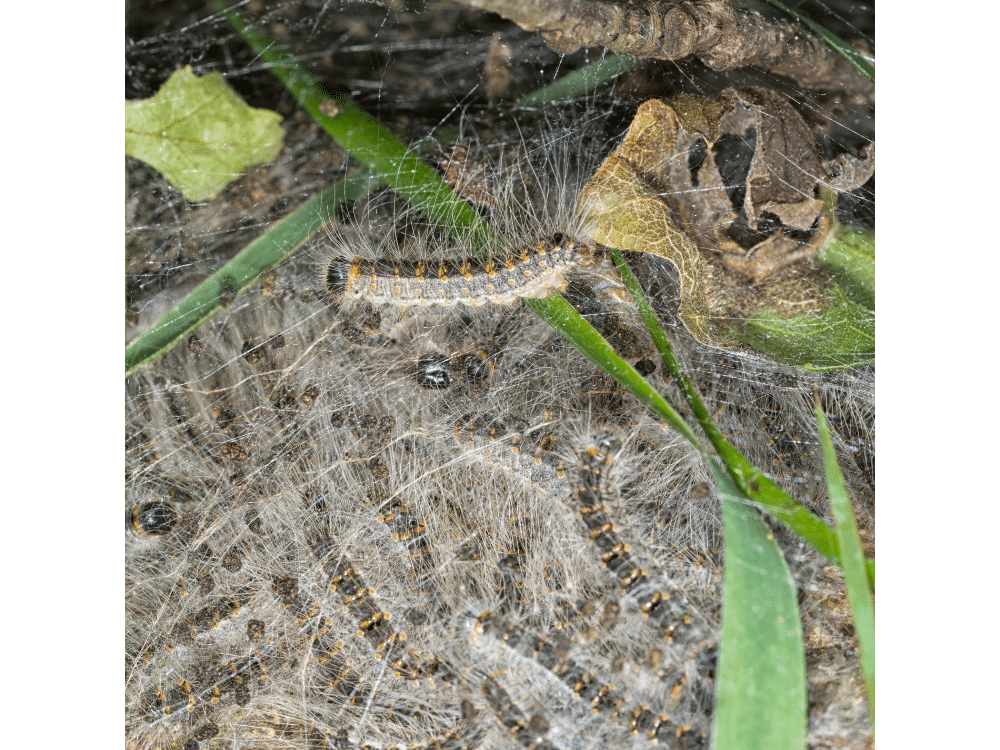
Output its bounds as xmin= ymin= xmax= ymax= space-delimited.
xmin=126 ymin=125 xmax=873 ymax=749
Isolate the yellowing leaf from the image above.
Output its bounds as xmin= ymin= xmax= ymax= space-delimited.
xmin=125 ymin=66 xmax=284 ymax=201
xmin=578 ymin=151 xmax=725 ymax=345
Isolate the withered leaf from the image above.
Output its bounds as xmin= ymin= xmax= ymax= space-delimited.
xmin=825 ymin=143 xmax=875 ymax=193
xmin=577 ymin=118 xmax=725 ymax=346
xmin=664 ymin=91 xmax=734 ymax=145
xmin=658 ymin=88 xmax=833 ymax=283
xmin=578 ymin=92 xmax=874 ymax=370
xmin=735 ymin=88 xmax=827 ymax=231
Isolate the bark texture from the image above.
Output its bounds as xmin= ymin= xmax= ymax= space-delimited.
xmin=461 ymin=0 xmax=873 ymax=93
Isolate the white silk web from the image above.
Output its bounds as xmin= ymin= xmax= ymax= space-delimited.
xmin=126 ymin=3 xmax=874 ymax=749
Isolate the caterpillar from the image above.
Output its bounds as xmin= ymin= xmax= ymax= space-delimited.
xmin=321 ymin=236 xmax=592 ymax=308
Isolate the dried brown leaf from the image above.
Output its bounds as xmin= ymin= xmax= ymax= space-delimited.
xmin=578 ymin=93 xmax=874 ymax=368
xmin=825 ymin=143 xmax=875 ymax=193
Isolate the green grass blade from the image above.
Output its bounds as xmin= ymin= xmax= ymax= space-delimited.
xmin=209 ymin=0 xmax=493 ymax=251
xmin=815 ymin=398 xmax=875 ymax=726
xmin=610 ymin=248 xmax=875 ymax=591
xmin=712 ymin=462 xmax=806 ymax=750
xmin=508 ymin=55 xmax=639 ymax=114
xmin=125 ymin=171 xmax=374 ymax=376
xmin=523 ymin=294 xmax=703 ymax=448
xmin=763 ymin=0 xmax=874 ymax=82
xmin=531 ymin=263 xmax=809 ymax=750
xmin=536 ymin=253 xmax=808 ymax=749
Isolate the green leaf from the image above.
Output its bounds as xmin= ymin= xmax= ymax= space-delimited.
xmin=737 ymin=226 xmax=875 ymax=371
xmin=815 ymin=399 xmax=875 ymax=727
xmin=125 ymin=65 xmax=284 ymax=202
xmin=126 ymin=171 xmax=375 ymax=376
xmin=737 ymin=282 xmax=874 ymax=371
xmin=712 ymin=465 xmax=806 ymax=750
xmin=816 ymin=225 xmax=875 ymax=311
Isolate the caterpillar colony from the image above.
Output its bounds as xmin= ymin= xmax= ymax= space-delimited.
xmin=126 ymin=117 xmax=874 ymax=750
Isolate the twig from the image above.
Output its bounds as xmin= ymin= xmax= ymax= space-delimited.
xmin=458 ymin=0 xmax=872 ymax=92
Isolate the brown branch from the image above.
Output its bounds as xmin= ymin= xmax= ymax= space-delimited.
xmin=460 ymin=0 xmax=872 ymax=93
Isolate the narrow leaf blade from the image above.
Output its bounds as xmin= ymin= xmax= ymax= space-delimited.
xmin=815 ymin=399 xmax=875 ymax=726
xmin=209 ymin=0 xmax=494 ymax=252
xmin=523 ymin=293 xmax=702 ymax=448
xmin=126 ymin=171 xmax=375 ymax=375
xmin=712 ymin=464 xmax=806 ymax=750
xmin=510 ymin=55 xmax=639 ymax=114
xmin=610 ymin=249 xmax=875 ymax=590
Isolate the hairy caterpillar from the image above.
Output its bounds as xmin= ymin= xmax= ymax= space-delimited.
xmin=322 ymin=236 xmax=592 ymax=308
xmin=567 ymin=431 xmax=714 ymax=644
xmin=317 ymin=122 xmax=611 ymax=317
